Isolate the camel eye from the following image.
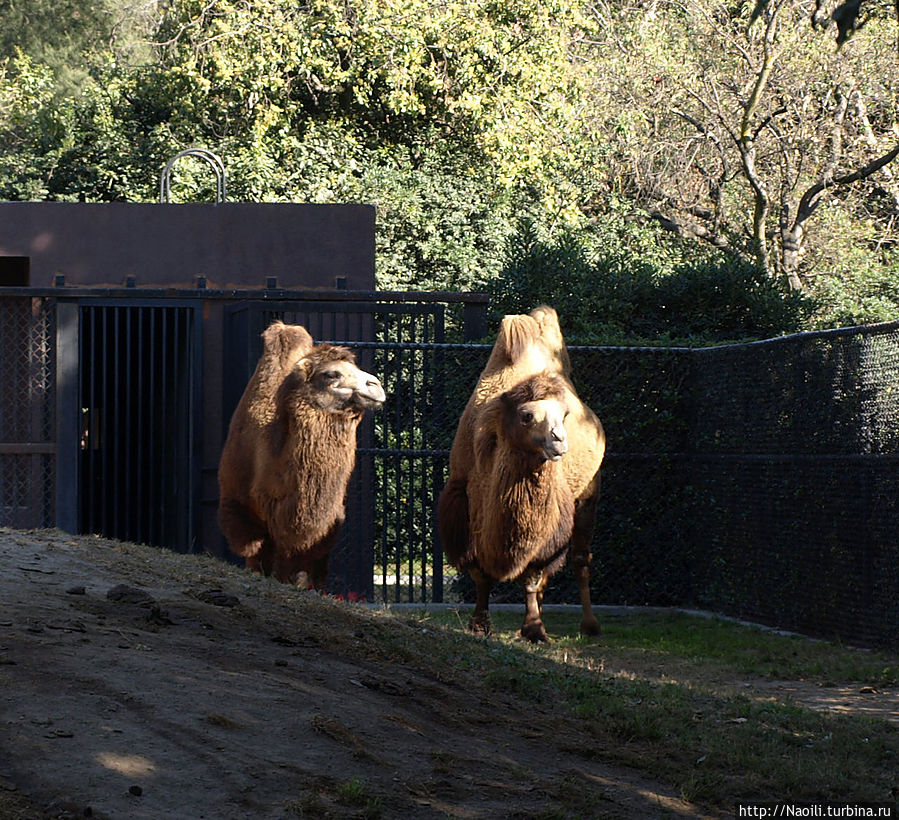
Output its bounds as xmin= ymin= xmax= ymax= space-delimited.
xmin=520 ymin=411 xmax=534 ymax=425
xmin=322 ymin=370 xmax=341 ymax=382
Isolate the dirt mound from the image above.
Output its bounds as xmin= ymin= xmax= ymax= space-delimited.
xmin=0 ymin=529 xmax=721 ymax=819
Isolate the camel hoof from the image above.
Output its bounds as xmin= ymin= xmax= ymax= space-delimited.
xmin=580 ymin=617 xmax=602 ymax=637
xmin=468 ymin=613 xmax=492 ymax=636
xmin=518 ymin=621 xmax=549 ymax=643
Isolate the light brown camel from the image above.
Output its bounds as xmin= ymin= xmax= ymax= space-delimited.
xmin=217 ymin=320 xmax=385 ymax=589
xmin=438 ymin=306 xmax=605 ymax=641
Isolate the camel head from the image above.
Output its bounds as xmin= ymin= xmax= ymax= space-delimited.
xmin=501 ymin=373 xmax=569 ymax=462
xmin=296 ymin=344 xmax=386 ymax=413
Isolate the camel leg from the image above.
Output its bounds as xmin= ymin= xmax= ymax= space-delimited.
xmin=247 ymin=537 xmax=276 ymax=576
xmin=518 ymin=568 xmax=550 ymax=643
xmin=307 ymin=520 xmax=341 ymax=592
xmin=218 ymin=500 xmax=266 ymax=564
xmin=269 ymin=544 xmax=301 ymax=584
xmin=308 ymin=555 xmax=330 ymax=592
xmin=468 ymin=568 xmax=493 ymax=635
xmin=572 ymin=485 xmax=602 ymax=637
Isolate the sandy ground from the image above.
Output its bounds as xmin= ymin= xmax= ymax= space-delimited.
xmin=0 ymin=528 xmax=894 ymax=819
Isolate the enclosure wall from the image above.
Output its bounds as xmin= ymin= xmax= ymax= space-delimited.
xmin=2 ymin=292 xmax=897 ymax=648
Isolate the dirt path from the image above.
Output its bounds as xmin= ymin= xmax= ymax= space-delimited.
xmin=0 ymin=529 xmax=724 ymax=820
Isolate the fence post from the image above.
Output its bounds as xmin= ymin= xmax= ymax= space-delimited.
xmin=55 ymin=300 xmax=80 ymax=533
xmin=463 ymin=299 xmax=487 ymax=341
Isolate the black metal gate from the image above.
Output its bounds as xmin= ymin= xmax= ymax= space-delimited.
xmin=57 ymin=300 xmax=202 ymax=552
xmin=2 ymin=287 xmax=488 ymax=604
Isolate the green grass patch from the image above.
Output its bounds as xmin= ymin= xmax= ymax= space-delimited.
xmin=411 ymin=608 xmax=899 ymax=685
xmin=388 ymin=607 xmax=898 ymax=809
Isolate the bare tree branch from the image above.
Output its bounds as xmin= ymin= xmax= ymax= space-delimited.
xmin=796 ymin=140 xmax=899 ymax=222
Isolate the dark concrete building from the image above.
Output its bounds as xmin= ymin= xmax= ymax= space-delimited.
xmin=0 ymin=201 xmax=375 ymax=290
xmin=0 ymin=201 xmax=378 ymax=569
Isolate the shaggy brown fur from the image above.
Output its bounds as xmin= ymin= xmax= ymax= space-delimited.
xmin=438 ymin=307 xmax=605 ymax=642
xmin=218 ymin=321 xmax=385 ymax=588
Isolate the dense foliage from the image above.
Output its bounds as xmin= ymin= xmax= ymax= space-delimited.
xmin=2 ymin=0 xmax=898 ymax=341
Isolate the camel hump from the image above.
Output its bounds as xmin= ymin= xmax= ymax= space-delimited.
xmin=500 ymin=314 xmax=540 ymax=365
xmin=487 ymin=306 xmax=571 ymax=375
xmin=530 ymin=305 xmax=571 ymax=375
xmin=262 ymin=321 xmax=314 ymax=368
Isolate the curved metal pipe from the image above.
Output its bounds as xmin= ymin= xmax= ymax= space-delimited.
xmin=159 ymin=148 xmax=227 ymax=203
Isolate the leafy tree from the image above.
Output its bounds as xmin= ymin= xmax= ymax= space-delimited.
xmin=487 ymin=210 xmax=810 ymax=343
xmin=752 ymin=0 xmax=897 ymax=47
xmin=1 ymin=0 xmax=896 ymax=336
xmin=587 ymin=0 xmax=899 ymax=299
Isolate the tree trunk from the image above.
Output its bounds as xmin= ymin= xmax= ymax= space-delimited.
xmin=780 ymin=223 xmax=805 ymax=291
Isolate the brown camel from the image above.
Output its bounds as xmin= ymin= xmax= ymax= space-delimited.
xmin=217 ymin=320 xmax=385 ymax=589
xmin=438 ymin=307 xmax=605 ymax=641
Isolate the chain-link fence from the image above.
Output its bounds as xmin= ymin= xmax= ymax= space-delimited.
xmin=0 ymin=297 xmax=56 ymax=528
xmin=2 ymin=291 xmax=897 ymax=647
xmin=411 ymin=325 xmax=899 ymax=648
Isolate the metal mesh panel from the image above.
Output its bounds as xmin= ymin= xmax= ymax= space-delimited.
xmin=580 ymin=326 xmax=899 ymax=648
xmin=0 ymin=297 xmax=56 ymax=528
xmin=368 ymin=339 xmax=490 ymax=603
xmin=676 ymin=325 xmax=899 ymax=647
xmin=0 ymin=297 xmax=55 ymax=443
xmin=691 ymin=328 xmax=899 ymax=455
xmin=0 ymin=453 xmax=55 ymax=528
xmin=421 ymin=326 xmax=898 ymax=647
xmin=5 ymin=291 xmax=896 ymax=647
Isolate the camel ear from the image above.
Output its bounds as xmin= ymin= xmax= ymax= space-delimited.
xmin=530 ymin=305 xmax=561 ymax=340
xmin=296 ymin=356 xmax=316 ymax=382
xmin=261 ymin=321 xmax=314 ymax=367
xmin=474 ymin=427 xmax=497 ymax=467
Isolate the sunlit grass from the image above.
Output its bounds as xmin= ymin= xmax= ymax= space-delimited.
xmin=386 ymin=607 xmax=898 ymax=809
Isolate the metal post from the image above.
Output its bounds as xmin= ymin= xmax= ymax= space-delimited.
xmin=55 ymin=301 xmax=80 ymax=533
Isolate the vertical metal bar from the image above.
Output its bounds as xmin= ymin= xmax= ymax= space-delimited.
xmin=393 ymin=318 xmax=402 ymax=603
xmin=124 ymin=307 xmax=133 ymax=541
xmin=390 ymin=322 xmax=399 ymax=604
xmin=433 ymin=306 xmax=446 ymax=603
xmin=136 ymin=308 xmax=145 ymax=543
xmin=160 ymin=308 xmax=169 ymax=547
xmin=55 ymin=301 xmax=80 ymax=534
xmin=82 ymin=307 xmax=90 ymax=535
xmin=408 ymin=314 xmax=417 ymax=602
xmin=177 ymin=307 xmax=185 ymax=549
xmin=378 ymin=341 xmax=389 ymax=604
xmin=189 ymin=305 xmax=202 ymax=553
xmin=88 ymin=307 xmax=98 ymax=536
xmin=172 ymin=307 xmax=181 ymax=548
xmin=379 ymin=314 xmax=390 ymax=603
xmin=178 ymin=307 xmax=187 ymax=549
xmin=111 ymin=307 xmax=120 ymax=539
xmin=147 ymin=308 xmax=156 ymax=545
xmin=96 ymin=308 xmax=104 ymax=535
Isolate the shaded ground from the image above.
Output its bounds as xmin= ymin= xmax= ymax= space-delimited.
xmin=0 ymin=529 xmax=722 ymax=820
xmin=2 ymin=529 xmax=895 ymax=819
